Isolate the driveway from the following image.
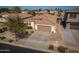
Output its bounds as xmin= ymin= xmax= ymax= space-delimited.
xmin=71 ymin=30 xmax=79 ymax=44
xmin=24 ymin=31 xmax=62 ymax=50
xmin=64 ymin=29 xmax=79 ymax=47
xmin=25 ymin=31 xmax=51 ymax=49
xmin=28 ymin=31 xmax=51 ymax=42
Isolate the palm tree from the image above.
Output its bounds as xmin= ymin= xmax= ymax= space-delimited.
xmin=5 ymin=15 xmax=28 ymax=40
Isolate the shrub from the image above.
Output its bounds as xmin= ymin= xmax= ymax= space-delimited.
xmin=48 ymin=45 xmax=54 ymax=50
xmin=57 ymin=46 xmax=66 ymax=53
xmin=31 ymin=31 xmax=34 ymax=33
xmin=57 ymin=18 xmax=62 ymax=23
xmin=28 ymin=26 xmax=32 ymax=29
xmin=0 ymin=29 xmax=5 ymax=33
xmin=50 ymin=13 xmax=55 ymax=15
xmin=0 ymin=36 xmax=6 ymax=40
xmin=2 ymin=27 xmax=8 ymax=31
xmin=8 ymin=39 xmax=13 ymax=42
xmin=25 ymin=31 xmax=28 ymax=34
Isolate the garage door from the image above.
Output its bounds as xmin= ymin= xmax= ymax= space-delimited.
xmin=70 ymin=23 xmax=79 ymax=30
xmin=37 ymin=25 xmax=51 ymax=32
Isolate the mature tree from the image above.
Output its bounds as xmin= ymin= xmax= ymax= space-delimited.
xmin=5 ymin=15 xmax=28 ymax=39
xmin=13 ymin=6 xmax=21 ymax=13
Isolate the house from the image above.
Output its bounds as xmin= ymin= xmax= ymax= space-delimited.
xmin=35 ymin=10 xmax=48 ymax=14
xmin=63 ymin=9 xmax=79 ymax=29
xmin=50 ymin=10 xmax=58 ymax=15
xmin=0 ymin=13 xmax=57 ymax=33
xmin=20 ymin=13 xmax=57 ymax=33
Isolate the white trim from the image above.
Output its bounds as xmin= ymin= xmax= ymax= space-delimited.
xmin=35 ymin=24 xmax=56 ymax=33
xmin=51 ymin=26 xmax=56 ymax=33
xmin=35 ymin=24 xmax=38 ymax=30
xmin=36 ymin=24 xmax=53 ymax=27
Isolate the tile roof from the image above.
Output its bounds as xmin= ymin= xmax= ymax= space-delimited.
xmin=19 ymin=13 xmax=33 ymax=19
xmin=66 ymin=9 xmax=79 ymax=12
xmin=24 ymin=14 xmax=57 ymax=25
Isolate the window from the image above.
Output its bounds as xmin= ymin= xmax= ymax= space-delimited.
xmin=69 ymin=14 xmax=76 ymax=18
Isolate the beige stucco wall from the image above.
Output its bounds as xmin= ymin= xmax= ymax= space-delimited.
xmin=51 ymin=26 xmax=56 ymax=33
xmin=30 ymin=22 xmax=35 ymax=28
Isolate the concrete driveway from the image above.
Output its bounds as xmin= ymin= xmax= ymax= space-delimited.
xmin=25 ymin=31 xmax=51 ymax=49
xmin=64 ymin=29 xmax=79 ymax=47
xmin=71 ymin=30 xmax=79 ymax=45
xmin=28 ymin=31 xmax=51 ymax=42
xmin=25 ymin=31 xmax=61 ymax=50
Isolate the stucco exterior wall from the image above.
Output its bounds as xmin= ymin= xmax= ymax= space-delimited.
xmin=30 ymin=22 xmax=35 ymax=28
xmin=51 ymin=26 xmax=56 ymax=33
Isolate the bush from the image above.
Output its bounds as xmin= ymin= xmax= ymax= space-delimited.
xmin=0 ymin=29 xmax=5 ymax=33
xmin=0 ymin=36 xmax=6 ymax=40
xmin=28 ymin=26 xmax=32 ymax=29
xmin=25 ymin=31 xmax=28 ymax=34
xmin=2 ymin=27 xmax=8 ymax=31
xmin=31 ymin=31 xmax=34 ymax=33
xmin=28 ymin=11 xmax=36 ymax=16
xmin=8 ymin=39 xmax=13 ymax=42
xmin=50 ymin=13 xmax=55 ymax=15
xmin=57 ymin=18 xmax=62 ymax=23
xmin=57 ymin=46 xmax=66 ymax=53
xmin=48 ymin=45 xmax=54 ymax=50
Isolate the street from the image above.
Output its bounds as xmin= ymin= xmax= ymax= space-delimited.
xmin=0 ymin=43 xmax=46 ymax=53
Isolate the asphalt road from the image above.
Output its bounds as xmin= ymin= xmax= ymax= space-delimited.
xmin=0 ymin=43 xmax=46 ymax=53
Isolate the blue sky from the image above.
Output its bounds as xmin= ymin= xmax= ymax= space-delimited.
xmin=0 ymin=6 xmax=79 ymax=10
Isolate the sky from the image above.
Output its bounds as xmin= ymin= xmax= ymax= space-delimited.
xmin=0 ymin=6 xmax=79 ymax=10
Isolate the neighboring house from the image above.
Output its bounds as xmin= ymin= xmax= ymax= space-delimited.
xmin=20 ymin=13 xmax=57 ymax=33
xmin=50 ymin=10 xmax=58 ymax=15
xmin=35 ymin=10 xmax=48 ymax=14
xmin=64 ymin=10 xmax=79 ymax=29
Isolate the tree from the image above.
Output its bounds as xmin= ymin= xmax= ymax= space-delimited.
xmin=27 ymin=10 xmax=36 ymax=16
xmin=47 ymin=9 xmax=50 ymax=14
xmin=5 ymin=15 xmax=28 ymax=39
xmin=13 ymin=6 xmax=21 ymax=13
xmin=0 ymin=8 xmax=10 ymax=13
xmin=38 ymin=8 xmax=42 ymax=12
